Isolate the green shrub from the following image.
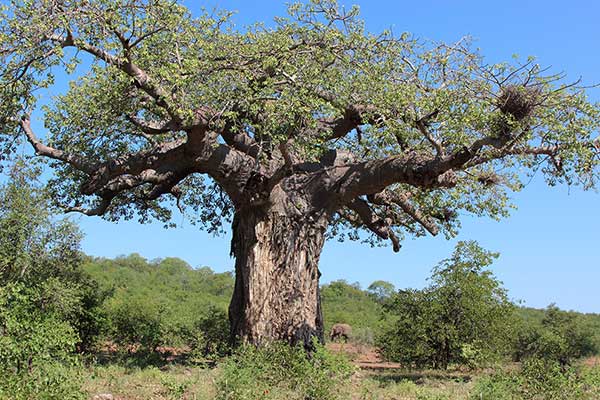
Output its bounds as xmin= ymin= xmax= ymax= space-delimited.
xmin=180 ymin=306 xmax=231 ymax=362
xmin=0 ymin=363 xmax=84 ymax=400
xmin=512 ymin=304 xmax=597 ymax=365
xmin=582 ymin=365 xmax=600 ymax=397
xmin=0 ymin=167 xmax=105 ymax=398
xmin=471 ymin=359 xmax=588 ymax=400
xmin=0 ymin=164 xmax=106 ymax=352
xmin=0 ymin=284 xmax=84 ymax=399
xmin=470 ymin=371 xmax=517 ymax=400
xmin=107 ymin=296 xmax=163 ymax=351
xmin=216 ymin=341 xmax=354 ymax=400
xmin=520 ymin=359 xmax=584 ymax=399
xmin=379 ymin=241 xmax=515 ymax=370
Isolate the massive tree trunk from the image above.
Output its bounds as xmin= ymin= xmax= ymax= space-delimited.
xmin=228 ymin=206 xmax=328 ymax=348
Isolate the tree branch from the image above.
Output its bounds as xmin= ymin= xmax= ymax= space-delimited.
xmin=218 ymin=121 xmax=261 ymax=158
xmin=345 ymin=198 xmax=401 ymax=252
xmin=66 ymin=196 xmax=112 ymax=216
xmin=316 ymin=104 xmax=384 ymax=141
xmin=126 ymin=115 xmax=177 ymax=135
xmin=19 ymin=116 xmax=96 ymax=174
xmin=334 ymin=111 xmax=524 ymax=200
xmin=368 ymin=190 xmax=440 ymax=236
xmin=415 ymin=110 xmax=444 ymax=156
xmin=46 ymin=33 xmax=185 ymax=125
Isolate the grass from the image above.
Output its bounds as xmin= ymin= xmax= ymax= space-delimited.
xmin=82 ymin=364 xmax=217 ymax=400
xmin=80 ymin=353 xmax=600 ymax=400
xmin=355 ymin=369 xmax=475 ymax=400
xmin=81 ymin=364 xmax=477 ymax=400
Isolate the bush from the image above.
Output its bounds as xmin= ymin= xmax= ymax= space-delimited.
xmin=216 ymin=341 xmax=355 ymax=400
xmin=378 ymin=241 xmax=515 ymax=369
xmin=0 ymin=363 xmax=84 ymax=400
xmin=0 ymin=166 xmax=102 ymax=398
xmin=0 ymin=284 xmax=84 ymax=399
xmin=108 ymin=296 xmax=163 ymax=352
xmin=512 ymin=304 xmax=597 ymax=365
xmin=180 ymin=306 xmax=231 ymax=362
xmin=471 ymin=359 xmax=592 ymax=400
xmin=582 ymin=365 xmax=600 ymax=398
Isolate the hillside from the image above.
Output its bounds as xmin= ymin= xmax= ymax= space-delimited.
xmin=84 ymin=253 xmax=600 ymax=350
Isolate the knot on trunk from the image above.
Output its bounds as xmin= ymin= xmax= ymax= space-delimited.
xmin=243 ymin=172 xmax=269 ymax=205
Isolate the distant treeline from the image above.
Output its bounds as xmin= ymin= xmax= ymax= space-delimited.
xmin=84 ymin=253 xmax=600 ymax=354
xmin=83 ymin=253 xmax=384 ymax=347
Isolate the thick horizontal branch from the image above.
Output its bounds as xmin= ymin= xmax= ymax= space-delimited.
xmin=334 ymin=114 xmax=523 ymax=200
xmin=79 ymin=139 xmax=187 ymax=195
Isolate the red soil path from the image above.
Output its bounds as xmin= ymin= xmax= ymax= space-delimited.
xmin=326 ymin=343 xmax=403 ymax=370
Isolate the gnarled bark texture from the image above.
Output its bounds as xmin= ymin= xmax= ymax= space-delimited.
xmin=229 ymin=207 xmax=328 ymax=347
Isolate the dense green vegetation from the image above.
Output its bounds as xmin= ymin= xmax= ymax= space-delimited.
xmin=216 ymin=342 xmax=354 ymax=400
xmin=512 ymin=304 xmax=598 ymax=366
xmin=83 ymin=254 xmax=389 ymax=351
xmin=0 ymin=166 xmax=96 ymax=399
xmin=471 ymin=359 xmax=600 ymax=400
xmin=82 ymin=250 xmax=600 ymax=364
xmin=378 ymin=241 xmax=516 ymax=369
xmin=85 ymin=254 xmax=232 ymax=357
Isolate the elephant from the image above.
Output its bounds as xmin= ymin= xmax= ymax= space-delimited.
xmin=330 ymin=323 xmax=352 ymax=342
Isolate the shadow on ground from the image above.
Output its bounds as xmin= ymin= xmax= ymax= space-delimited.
xmin=370 ymin=371 xmax=472 ymax=385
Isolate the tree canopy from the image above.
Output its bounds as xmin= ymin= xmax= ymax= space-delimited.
xmin=0 ymin=0 xmax=598 ymax=250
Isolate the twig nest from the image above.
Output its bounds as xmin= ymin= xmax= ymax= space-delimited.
xmin=477 ymin=171 xmax=502 ymax=186
xmin=497 ymin=85 xmax=540 ymax=120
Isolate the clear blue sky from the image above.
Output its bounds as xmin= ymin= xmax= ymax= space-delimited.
xmin=58 ymin=1 xmax=600 ymax=312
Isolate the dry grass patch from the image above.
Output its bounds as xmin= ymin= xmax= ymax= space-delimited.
xmin=82 ymin=364 xmax=217 ymax=400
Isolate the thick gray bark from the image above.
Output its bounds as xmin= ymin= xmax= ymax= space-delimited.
xmin=229 ymin=208 xmax=327 ymax=347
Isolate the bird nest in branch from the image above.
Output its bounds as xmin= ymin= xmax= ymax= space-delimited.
xmin=497 ymin=85 xmax=540 ymax=120
xmin=476 ymin=171 xmax=502 ymax=186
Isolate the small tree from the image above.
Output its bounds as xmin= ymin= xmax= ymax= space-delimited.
xmin=379 ymin=241 xmax=515 ymax=369
xmin=367 ymin=280 xmax=396 ymax=303
xmin=0 ymin=165 xmax=101 ymax=398
xmin=0 ymin=164 xmax=106 ymax=351
xmin=108 ymin=295 xmax=163 ymax=352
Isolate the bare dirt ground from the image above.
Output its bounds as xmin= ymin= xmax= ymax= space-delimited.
xmin=327 ymin=342 xmax=403 ymax=370
xmin=584 ymin=356 xmax=600 ymax=367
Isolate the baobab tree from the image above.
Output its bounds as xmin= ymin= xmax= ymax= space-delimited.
xmin=0 ymin=0 xmax=598 ymax=347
